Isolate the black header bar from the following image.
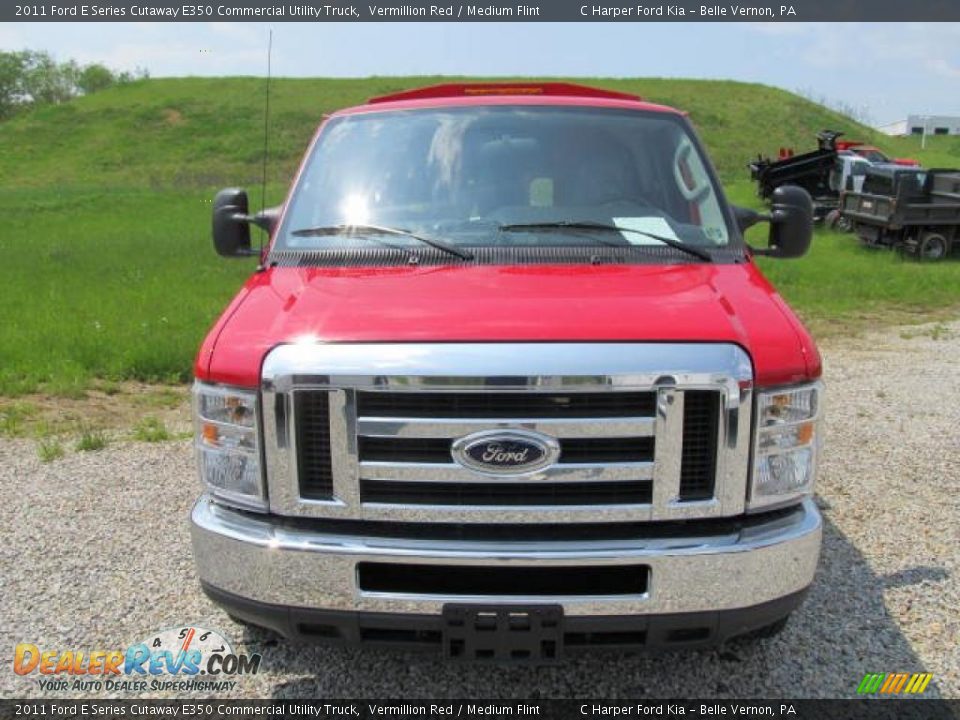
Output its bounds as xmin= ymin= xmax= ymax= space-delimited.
xmin=6 ymin=0 xmax=960 ymax=22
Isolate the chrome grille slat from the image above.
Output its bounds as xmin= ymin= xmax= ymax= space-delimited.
xmin=357 ymin=436 xmax=654 ymax=465
xmin=355 ymin=390 xmax=657 ymax=418
xmin=358 ymin=460 xmax=655 ymax=484
xmin=261 ymin=343 xmax=753 ymax=523
xmin=356 ymin=416 xmax=656 ymax=439
xmin=651 ymin=388 xmax=684 ymax=519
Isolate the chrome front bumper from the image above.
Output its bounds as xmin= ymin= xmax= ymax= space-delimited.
xmin=190 ymin=495 xmax=821 ymax=617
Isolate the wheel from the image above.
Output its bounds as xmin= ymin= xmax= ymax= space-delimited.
xmin=918 ymin=233 xmax=947 ymax=261
xmin=825 ymin=210 xmax=852 ymax=232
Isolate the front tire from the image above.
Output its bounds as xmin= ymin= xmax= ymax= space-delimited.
xmin=919 ymin=233 xmax=947 ymax=261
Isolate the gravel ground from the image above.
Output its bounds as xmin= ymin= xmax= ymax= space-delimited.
xmin=2 ymin=319 xmax=958 ymax=699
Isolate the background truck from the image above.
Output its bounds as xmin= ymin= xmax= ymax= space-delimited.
xmin=839 ymin=167 xmax=960 ymax=259
xmin=834 ymin=140 xmax=919 ymax=167
xmin=825 ymin=156 xmax=890 ymax=231
xmin=749 ymin=130 xmax=841 ymax=219
xmin=190 ymin=83 xmax=824 ymax=663
xmin=749 ymin=132 xmax=921 ymax=223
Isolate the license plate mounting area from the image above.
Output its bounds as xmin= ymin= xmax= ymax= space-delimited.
xmin=442 ymin=604 xmax=564 ymax=663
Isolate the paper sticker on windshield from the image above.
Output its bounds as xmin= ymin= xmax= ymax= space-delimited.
xmin=612 ymin=217 xmax=680 ymax=244
xmin=529 ymin=177 xmax=554 ymax=207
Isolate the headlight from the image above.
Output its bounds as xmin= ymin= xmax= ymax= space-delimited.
xmin=193 ymin=382 xmax=266 ymax=512
xmin=749 ymin=381 xmax=822 ymax=510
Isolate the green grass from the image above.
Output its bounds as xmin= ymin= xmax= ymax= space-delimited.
xmin=37 ymin=438 xmax=64 ymax=462
xmin=134 ymin=387 xmax=186 ymax=409
xmin=131 ymin=416 xmax=172 ymax=442
xmin=5 ymin=76 xmax=956 ymax=190
xmin=98 ymin=380 xmax=123 ymax=396
xmin=729 ymin=176 xmax=960 ymax=334
xmin=756 ymin=229 xmax=960 ymax=332
xmin=1 ymin=76 xmax=960 ymax=396
xmin=75 ymin=426 xmax=108 ymax=452
xmin=900 ymin=323 xmax=957 ymax=341
xmin=0 ymin=187 xmax=261 ymax=395
xmin=0 ymin=402 xmax=37 ymax=437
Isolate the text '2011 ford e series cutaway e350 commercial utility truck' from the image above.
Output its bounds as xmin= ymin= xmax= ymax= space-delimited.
xmin=190 ymin=82 xmax=824 ymax=663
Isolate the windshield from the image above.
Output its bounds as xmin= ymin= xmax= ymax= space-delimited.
xmin=863 ymin=170 xmax=927 ymax=197
xmin=276 ymin=106 xmax=733 ymax=255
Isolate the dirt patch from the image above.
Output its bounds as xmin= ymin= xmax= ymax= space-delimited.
xmin=801 ymin=302 xmax=960 ymax=340
xmin=162 ymin=108 xmax=184 ymax=125
xmin=0 ymin=382 xmax=190 ymax=439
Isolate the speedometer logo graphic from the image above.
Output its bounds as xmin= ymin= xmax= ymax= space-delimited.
xmin=137 ymin=626 xmax=234 ymax=659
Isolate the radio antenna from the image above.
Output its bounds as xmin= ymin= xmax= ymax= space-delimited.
xmin=258 ymin=28 xmax=273 ymax=256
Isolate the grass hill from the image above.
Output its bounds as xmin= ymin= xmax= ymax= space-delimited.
xmin=1 ymin=76 xmax=959 ymax=398
xmin=3 ymin=76 xmax=958 ymax=191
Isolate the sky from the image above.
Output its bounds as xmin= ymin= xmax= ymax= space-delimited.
xmin=2 ymin=21 xmax=959 ymax=126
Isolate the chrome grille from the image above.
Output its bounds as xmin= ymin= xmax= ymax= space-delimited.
xmin=353 ymin=392 xmax=657 ymax=508
xmin=261 ymin=343 xmax=753 ymax=523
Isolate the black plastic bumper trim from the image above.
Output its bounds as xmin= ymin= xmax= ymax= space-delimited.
xmin=201 ymin=582 xmax=809 ymax=656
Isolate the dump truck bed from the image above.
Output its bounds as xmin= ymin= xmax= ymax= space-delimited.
xmin=841 ymin=171 xmax=960 ymax=229
xmin=750 ymin=148 xmax=837 ymax=200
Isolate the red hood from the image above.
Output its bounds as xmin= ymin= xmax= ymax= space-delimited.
xmin=196 ymin=262 xmax=820 ymax=388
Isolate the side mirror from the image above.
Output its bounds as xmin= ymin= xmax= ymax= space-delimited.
xmin=212 ymin=188 xmax=257 ymax=257
xmin=751 ymin=185 xmax=813 ymax=259
xmin=732 ymin=205 xmax=764 ymax=233
xmin=251 ymin=205 xmax=282 ymax=234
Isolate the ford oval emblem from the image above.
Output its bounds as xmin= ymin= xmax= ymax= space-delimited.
xmin=451 ymin=429 xmax=560 ymax=476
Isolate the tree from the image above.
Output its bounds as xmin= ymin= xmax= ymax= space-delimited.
xmin=0 ymin=50 xmax=136 ymax=121
xmin=20 ymin=51 xmax=79 ymax=105
xmin=0 ymin=51 xmax=27 ymax=119
xmin=117 ymin=66 xmax=150 ymax=84
xmin=78 ymin=63 xmax=115 ymax=94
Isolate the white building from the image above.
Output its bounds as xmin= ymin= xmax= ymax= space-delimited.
xmin=878 ymin=115 xmax=960 ymax=137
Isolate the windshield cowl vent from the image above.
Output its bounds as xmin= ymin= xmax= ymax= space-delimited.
xmin=268 ymin=246 xmax=742 ymax=268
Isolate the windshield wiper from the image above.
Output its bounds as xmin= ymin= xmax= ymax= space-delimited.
xmin=290 ymin=223 xmax=474 ymax=261
xmin=498 ymin=221 xmax=713 ymax=262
